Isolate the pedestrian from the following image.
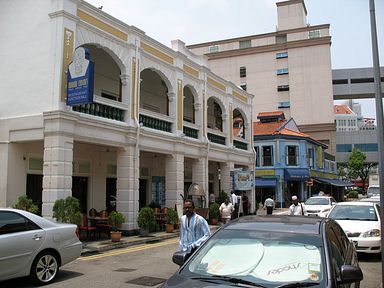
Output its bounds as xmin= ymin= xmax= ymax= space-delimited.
xmin=288 ymin=195 xmax=308 ymax=216
xmin=264 ymin=196 xmax=275 ymax=215
xmin=219 ymin=197 xmax=234 ymax=224
xmin=209 ymin=192 xmax=216 ymax=205
xmin=230 ymin=191 xmax=238 ymax=219
xmin=179 ymin=199 xmax=211 ymax=253
xmin=242 ymin=192 xmax=249 ymax=215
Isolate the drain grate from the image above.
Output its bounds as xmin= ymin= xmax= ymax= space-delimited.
xmin=114 ymin=268 xmax=136 ymax=272
xmin=126 ymin=276 xmax=166 ymax=286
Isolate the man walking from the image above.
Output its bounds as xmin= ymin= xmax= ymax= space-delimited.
xmin=230 ymin=191 xmax=238 ymax=219
xmin=288 ymin=195 xmax=308 ymax=216
xmin=264 ymin=196 xmax=275 ymax=215
xmin=179 ymin=199 xmax=211 ymax=253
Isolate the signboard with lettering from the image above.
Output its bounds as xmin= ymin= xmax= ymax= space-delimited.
xmin=66 ymin=47 xmax=94 ymax=106
xmin=233 ymin=170 xmax=254 ymax=191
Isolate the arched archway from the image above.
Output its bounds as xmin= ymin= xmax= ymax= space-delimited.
xmin=140 ymin=69 xmax=170 ymax=116
xmin=82 ymin=44 xmax=122 ymax=102
xmin=233 ymin=108 xmax=245 ymax=139
xmin=207 ymin=97 xmax=224 ymax=132
xmin=183 ymin=85 xmax=196 ymax=123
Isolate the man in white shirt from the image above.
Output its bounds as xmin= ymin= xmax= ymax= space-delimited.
xmin=219 ymin=198 xmax=234 ymax=224
xmin=288 ymin=195 xmax=308 ymax=216
xmin=230 ymin=191 xmax=238 ymax=219
xmin=264 ymin=196 xmax=275 ymax=215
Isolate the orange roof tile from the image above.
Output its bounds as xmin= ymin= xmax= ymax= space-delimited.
xmin=278 ymin=127 xmax=310 ymax=138
xmin=253 ymin=121 xmax=283 ymax=135
xmin=334 ymin=105 xmax=354 ymax=115
xmin=257 ymin=111 xmax=285 ymax=118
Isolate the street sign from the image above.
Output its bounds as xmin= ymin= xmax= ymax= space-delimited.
xmin=307 ymin=179 xmax=313 ymax=186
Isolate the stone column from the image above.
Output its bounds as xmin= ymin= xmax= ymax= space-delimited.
xmin=42 ymin=135 xmax=73 ymax=219
xmin=165 ymin=153 xmax=184 ymax=208
xmin=220 ymin=162 xmax=234 ymax=193
xmin=192 ymin=158 xmax=206 ymax=192
xmin=0 ymin=143 xmax=9 ymax=207
xmin=117 ymin=145 xmax=138 ymax=230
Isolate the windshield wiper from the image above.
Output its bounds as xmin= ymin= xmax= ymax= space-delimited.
xmin=191 ymin=275 xmax=267 ymax=287
xmin=276 ymin=281 xmax=319 ymax=287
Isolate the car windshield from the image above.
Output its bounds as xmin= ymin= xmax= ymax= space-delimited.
xmin=368 ymin=187 xmax=380 ymax=195
xmin=305 ymin=198 xmax=330 ymax=205
xmin=181 ymin=229 xmax=325 ymax=287
xmin=328 ymin=205 xmax=378 ymax=221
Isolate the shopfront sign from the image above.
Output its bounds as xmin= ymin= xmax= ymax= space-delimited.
xmin=233 ymin=170 xmax=254 ymax=191
xmin=66 ymin=47 xmax=94 ymax=106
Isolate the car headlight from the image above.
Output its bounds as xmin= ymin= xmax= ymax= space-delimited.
xmin=362 ymin=229 xmax=380 ymax=237
xmin=321 ymin=208 xmax=330 ymax=213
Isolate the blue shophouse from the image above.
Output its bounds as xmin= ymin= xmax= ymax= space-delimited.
xmin=253 ymin=111 xmax=343 ymax=208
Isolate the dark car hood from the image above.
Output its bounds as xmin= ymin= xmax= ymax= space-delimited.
xmin=162 ymin=274 xmax=233 ymax=288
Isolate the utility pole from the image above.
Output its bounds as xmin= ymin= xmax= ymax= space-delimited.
xmin=369 ymin=0 xmax=384 ymax=284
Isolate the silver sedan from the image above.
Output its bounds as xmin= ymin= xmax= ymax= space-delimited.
xmin=0 ymin=208 xmax=82 ymax=285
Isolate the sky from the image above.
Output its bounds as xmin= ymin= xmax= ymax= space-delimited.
xmin=86 ymin=0 xmax=383 ymax=120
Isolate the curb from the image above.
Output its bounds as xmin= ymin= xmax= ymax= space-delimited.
xmin=81 ymin=232 xmax=180 ymax=256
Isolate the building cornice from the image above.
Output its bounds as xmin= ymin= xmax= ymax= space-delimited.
xmin=205 ymin=37 xmax=332 ymax=60
xmin=187 ymin=24 xmax=330 ymax=49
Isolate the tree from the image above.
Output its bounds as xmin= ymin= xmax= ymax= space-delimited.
xmin=347 ymin=148 xmax=376 ymax=191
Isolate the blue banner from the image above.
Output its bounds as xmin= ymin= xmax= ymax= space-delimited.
xmin=67 ymin=47 xmax=94 ymax=106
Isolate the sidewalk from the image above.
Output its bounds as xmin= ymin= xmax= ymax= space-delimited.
xmin=81 ymin=210 xmax=289 ymax=256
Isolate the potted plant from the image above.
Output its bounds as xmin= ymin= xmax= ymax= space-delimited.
xmin=137 ymin=206 xmax=156 ymax=236
xmin=209 ymin=202 xmax=220 ymax=225
xmin=13 ymin=195 xmax=39 ymax=214
xmin=108 ymin=211 xmax=125 ymax=242
xmin=52 ymin=196 xmax=83 ymax=237
xmin=165 ymin=208 xmax=179 ymax=233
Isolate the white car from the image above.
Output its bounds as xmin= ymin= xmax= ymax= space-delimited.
xmin=304 ymin=196 xmax=337 ymax=217
xmin=367 ymin=185 xmax=380 ymax=198
xmin=0 ymin=208 xmax=82 ymax=284
xmin=327 ymin=201 xmax=381 ymax=254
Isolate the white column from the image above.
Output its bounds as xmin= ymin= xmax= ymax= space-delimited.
xmin=192 ymin=158 xmax=206 ymax=191
xmin=117 ymin=145 xmax=138 ymax=230
xmin=0 ymin=143 xmax=9 ymax=207
xmin=165 ymin=153 xmax=184 ymax=208
xmin=42 ymin=135 xmax=73 ymax=218
xmin=221 ymin=162 xmax=234 ymax=193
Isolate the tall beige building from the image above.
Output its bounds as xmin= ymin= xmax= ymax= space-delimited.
xmin=188 ymin=0 xmax=336 ymax=155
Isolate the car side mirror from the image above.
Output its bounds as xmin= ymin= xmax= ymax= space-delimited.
xmin=339 ymin=265 xmax=363 ymax=284
xmin=172 ymin=251 xmax=191 ymax=266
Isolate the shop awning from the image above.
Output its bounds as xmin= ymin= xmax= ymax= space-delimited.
xmin=255 ymin=178 xmax=277 ymax=187
xmin=313 ymin=177 xmax=354 ymax=187
xmin=284 ymin=168 xmax=310 ymax=181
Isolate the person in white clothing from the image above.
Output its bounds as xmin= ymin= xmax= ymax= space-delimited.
xmin=230 ymin=191 xmax=238 ymax=219
xmin=264 ymin=196 xmax=275 ymax=215
xmin=288 ymin=195 xmax=308 ymax=216
xmin=219 ymin=198 xmax=234 ymax=224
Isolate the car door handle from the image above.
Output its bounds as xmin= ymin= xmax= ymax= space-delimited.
xmin=32 ymin=235 xmax=42 ymax=241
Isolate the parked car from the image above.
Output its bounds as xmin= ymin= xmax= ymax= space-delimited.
xmin=305 ymin=196 xmax=337 ymax=217
xmin=327 ymin=201 xmax=381 ymax=254
xmin=163 ymin=215 xmax=363 ymax=288
xmin=0 ymin=208 xmax=82 ymax=285
xmin=367 ymin=185 xmax=380 ymax=198
xmin=360 ymin=195 xmax=380 ymax=205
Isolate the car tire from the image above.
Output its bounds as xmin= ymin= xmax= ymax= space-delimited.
xmin=30 ymin=251 xmax=59 ymax=285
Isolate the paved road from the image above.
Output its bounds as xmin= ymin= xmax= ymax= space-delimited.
xmin=1 ymin=238 xmax=381 ymax=287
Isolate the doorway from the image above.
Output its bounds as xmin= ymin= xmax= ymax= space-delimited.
xmin=106 ymin=178 xmax=117 ymax=212
xmin=26 ymin=174 xmax=43 ymax=215
xmin=72 ymin=177 xmax=88 ymax=213
xmin=139 ymin=179 xmax=147 ymax=210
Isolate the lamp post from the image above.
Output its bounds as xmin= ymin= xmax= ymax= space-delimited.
xmin=369 ymin=0 xmax=384 ymax=284
xmin=218 ymin=168 xmax=221 ymax=193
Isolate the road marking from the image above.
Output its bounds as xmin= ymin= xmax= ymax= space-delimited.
xmin=80 ymin=238 xmax=178 ymax=261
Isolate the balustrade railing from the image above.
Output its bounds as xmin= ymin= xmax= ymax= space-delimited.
xmin=72 ymin=102 xmax=124 ymax=121
xmin=234 ymin=140 xmax=248 ymax=150
xmin=208 ymin=133 xmax=226 ymax=145
xmin=183 ymin=126 xmax=199 ymax=139
xmin=139 ymin=114 xmax=172 ymax=132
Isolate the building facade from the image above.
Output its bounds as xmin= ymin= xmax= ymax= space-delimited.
xmin=187 ymin=0 xmax=336 ymax=155
xmin=0 ymin=0 xmax=255 ymax=230
xmin=253 ymin=112 xmax=338 ymax=208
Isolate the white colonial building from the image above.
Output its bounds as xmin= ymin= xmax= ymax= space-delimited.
xmin=0 ymin=0 xmax=255 ymax=231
